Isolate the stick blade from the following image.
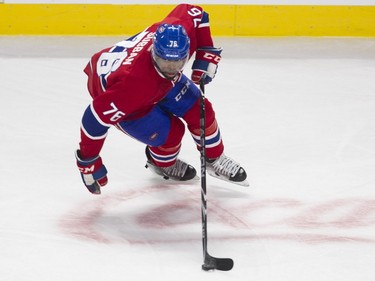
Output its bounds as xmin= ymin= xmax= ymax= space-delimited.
xmin=202 ymin=254 xmax=234 ymax=271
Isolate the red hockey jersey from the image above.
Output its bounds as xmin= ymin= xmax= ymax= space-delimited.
xmin=79 ymin=4 xmax=214 ymax=158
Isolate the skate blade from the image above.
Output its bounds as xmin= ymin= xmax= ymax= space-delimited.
xmin=207 ymin=171 xmax=250 ymax=187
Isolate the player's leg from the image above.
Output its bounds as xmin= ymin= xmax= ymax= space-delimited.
xmin=159 ymin=74 xmax=224 ymax=158
xmin=116 ymin=105 xmax=196 ymax=181
xmin=161 ymin=74 xmax=248 ymax=185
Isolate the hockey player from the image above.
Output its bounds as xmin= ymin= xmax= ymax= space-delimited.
xmin=75 ymin=4 xmax=248 ymax=194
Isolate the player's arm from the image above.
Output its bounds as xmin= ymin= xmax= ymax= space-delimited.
xmin=76 ymin=102 xmax=111 ymax=194
xmin=180 ymin=4 xmax=222 ymax=85
xmin=76 ymin=84 xmax=131 ymax=192
xmin=79 ymin=103 xmax=110 ymax=157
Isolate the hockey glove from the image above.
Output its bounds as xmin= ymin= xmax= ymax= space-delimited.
xmin=75 ymin=150 xmax=108 ymax=194
xmin=191 ymin=47 xmax=222 ymax=85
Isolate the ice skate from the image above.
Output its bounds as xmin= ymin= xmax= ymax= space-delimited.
xmin=207 ymin=154 xmax=249 ymax=186
xmin=145 ymin=147 xmax=198 ymax=181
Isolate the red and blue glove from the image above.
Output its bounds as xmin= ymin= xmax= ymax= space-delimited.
xmin=191 ymin=47 xmax=222 ymax=85
xmin=75 ymin=150 xmax=108 ymax=194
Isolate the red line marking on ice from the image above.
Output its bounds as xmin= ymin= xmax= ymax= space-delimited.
xmin=59 ymin=186 xmax=375 ymax=245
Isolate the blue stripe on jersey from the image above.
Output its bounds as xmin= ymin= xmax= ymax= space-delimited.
xmin=126 ymin=32 xmax=141 ymax=42
xmin=99 ymin=74 xmax=107 ymax=91
xmin=201 ymin=12 xmax=209 ymax=25
xmin=81 ymin=105 xmax=109 ymax=139
xmin=111 ymin=46 xmax=126 ymax=53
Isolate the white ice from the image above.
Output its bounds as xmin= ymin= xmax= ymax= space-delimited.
xmin=1 ymin=36 xmax=375 ymax=281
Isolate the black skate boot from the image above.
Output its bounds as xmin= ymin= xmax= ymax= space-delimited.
xmin=207 ymin=154 xmax=249 ymax=186
xmin=145 ymin=147 xmax=197 ymax=181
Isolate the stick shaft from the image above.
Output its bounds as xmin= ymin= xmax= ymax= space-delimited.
xmin=199 ymin=81 xmax=208 ymax=260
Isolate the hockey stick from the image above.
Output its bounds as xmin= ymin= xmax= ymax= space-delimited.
xmin=199 ymin=79 xmax=234 ymax=271
xmin=92 ymin=182 xmax=101 ymax=194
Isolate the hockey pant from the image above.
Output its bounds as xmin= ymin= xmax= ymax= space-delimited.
xmin=116 ymin=74 xmax=224 ymax=167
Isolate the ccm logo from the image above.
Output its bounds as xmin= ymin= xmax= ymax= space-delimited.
xmin=203 ymin=53 xmax=221 ymax=63
xmin=79 ymin=165 xmax=95 ymax=174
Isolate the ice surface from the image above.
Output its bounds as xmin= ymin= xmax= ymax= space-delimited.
xmin=1 ymin=36 xmax=375 ymax=281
